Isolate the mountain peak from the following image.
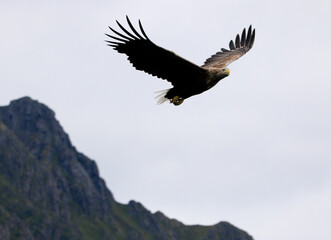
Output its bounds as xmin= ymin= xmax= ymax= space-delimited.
xmin=7 ymin=96 xmax=55 ymax=119
xmin=0 ymin=96 xmax=71 ymax=158
xmin=0 ymin=97 xmax=254 ymax=240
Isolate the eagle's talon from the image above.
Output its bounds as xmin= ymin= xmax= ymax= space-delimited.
xmin=170 ymin=96 xmax=180 ymax=103
xmin=170 ymin=96 xmax=184 ymax=105
xmin=174 ymin=98 xmax=184 ymax=105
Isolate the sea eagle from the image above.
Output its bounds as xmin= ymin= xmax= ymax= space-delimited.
xmin=106 ymin=16 xmax=255 ymax=106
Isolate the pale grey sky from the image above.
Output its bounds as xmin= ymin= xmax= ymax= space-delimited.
xmin=1 ymin=1 xmax=331 ymax=239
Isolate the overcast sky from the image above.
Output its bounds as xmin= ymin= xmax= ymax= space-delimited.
xmin=1 ymin=1 xmax=331 ymax=239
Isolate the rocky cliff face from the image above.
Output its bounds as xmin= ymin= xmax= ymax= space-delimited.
xmin=0 ymin=97 xmax=254 ymax=240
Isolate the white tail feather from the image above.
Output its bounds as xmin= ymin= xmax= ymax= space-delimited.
xmin=154 ymin=89 xmax=170 ymax=105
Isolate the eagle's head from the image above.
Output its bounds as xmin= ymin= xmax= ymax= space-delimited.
xmin=215 ymin=68 xmax=230 ymax=81
xmin=222 ymin=68 xmax=230 ymax=76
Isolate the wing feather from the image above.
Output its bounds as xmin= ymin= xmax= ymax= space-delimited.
xmin=105 ymin=33 xmax=128 ymax=43
xmin=108 ymin=26 xmax=133 ymax=41
xmin=235 ymin=34 xmax=240 ymax=48
xmin=126 ymin=16 xmax=145 ymax=40
xmin=249 ymin=29 xmax=256 ymax=48
xmin=241 ymin=28 xmax=246 ymax=46
xmin=106 ymin=16 xmax=207 ymax=88
xmin=229 ymin=40 xmax=235 ymax=50
xmin=202 ymin=25 xmax=255 ymax=69
xmin=246 ymin=25 xmax=252 ymax=46
xmin=138 ymin=20 xmax=151 ymax=41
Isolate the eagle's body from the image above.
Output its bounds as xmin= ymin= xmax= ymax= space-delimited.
xmin=106 ymin=17 xmax=255 ymax=105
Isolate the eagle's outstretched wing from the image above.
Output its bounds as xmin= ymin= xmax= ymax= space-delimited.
xmin=202 ymin=26 xmax=255 ymax=69
xmin=106 ymin=16 xmax=207 ymax=88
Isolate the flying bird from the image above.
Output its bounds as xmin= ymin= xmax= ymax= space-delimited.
xmin=106 ymin=16 xmax=255 ymax=106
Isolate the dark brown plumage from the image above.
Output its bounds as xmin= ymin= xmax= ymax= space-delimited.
xmin=106 ymin=16 xmax=255 ymax=105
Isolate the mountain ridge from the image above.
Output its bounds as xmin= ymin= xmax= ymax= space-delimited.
xmin=0 ymin=96 xmax=254 ymax=240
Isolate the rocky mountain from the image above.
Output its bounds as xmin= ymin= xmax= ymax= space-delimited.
xmin=0 ymin=97 xmax=254 ymax=240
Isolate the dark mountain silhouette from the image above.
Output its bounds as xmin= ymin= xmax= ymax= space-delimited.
xmin=0 ymin=97 xmax=253 ymax=240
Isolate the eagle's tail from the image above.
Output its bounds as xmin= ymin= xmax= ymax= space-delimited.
xmin=154 ymin=89 xmax=170 ymax=105
xmin=155 ymin=89 xmax=185 ymax=106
